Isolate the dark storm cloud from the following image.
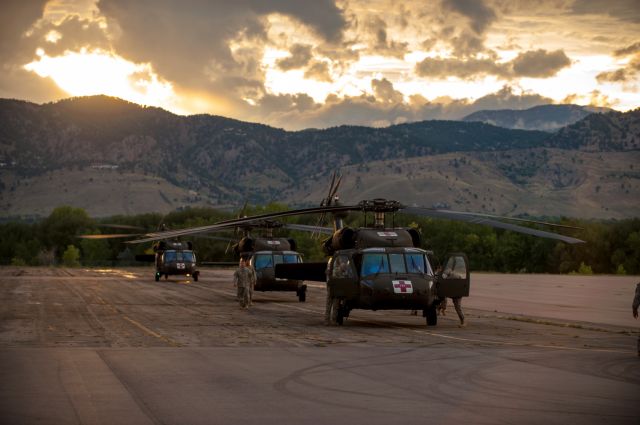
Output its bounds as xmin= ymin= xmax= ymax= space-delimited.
xmin=0 ymin=0 xmax=47 ymax=62
xmin=304 ymin=61 xmax=333 ymax=82
xmin=29 ymin=16 xmax=110 ymax=57
xmin=449 ymin=31 xmax=488 ymax=57
xmin=416 ymin=0 xmax=497 ymax=58
xmin=276 ymin=44 xmax=313 ymax=71
xmin=97 ymin=0 xmax=348 ymax=106
xmin=614 ymin=41 xmax=640 ymax=56
xmin=0 ymin=0 xmax=68 ymax=102
xmin=441 ymin=0 xmax=498 ymax=34
xmin=570 ymin=0 xmax=640 ymax=23
xmin=415 ymin=49 xmax=571 ymax=79
xmin=364 ymin=16 xmax=409 ymax=59
xmin=257 ymin=92 xmax=317 ymax=114
xmin=415 ymin=57 xmax=502 ymax=79
xmin=371 ymin=78 xmax=404 ymax=103
xmin=510 ymin=49 xmax=571 ymax=77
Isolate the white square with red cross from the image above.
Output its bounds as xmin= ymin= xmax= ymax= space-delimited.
xmin=392 ymin=280 xmax=413 ymax=294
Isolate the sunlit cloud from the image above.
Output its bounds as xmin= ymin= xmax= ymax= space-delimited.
xmin=1 ymin=0 xmax=638 ymax=130
xmin=24 ymin=48 xmax=179 ymax=111
xmin=45 ymin=30 xmax=62 ymax=43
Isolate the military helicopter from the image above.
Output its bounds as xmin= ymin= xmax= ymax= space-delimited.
xmin=211 ymin=219 xmax=309 ymax=301
xmin=123 ymin=175 xmax=583 ymax=326
xmin=132 ymin=217 xmax=332 ymax=302
xmin=79 ymin=223 xmax=201 ymax=282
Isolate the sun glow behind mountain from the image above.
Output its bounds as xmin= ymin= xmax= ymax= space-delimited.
xmin=24 ymin=48 xmax=179 ymax=111
xmin=3 ymin=0 xmax=638 ymax=129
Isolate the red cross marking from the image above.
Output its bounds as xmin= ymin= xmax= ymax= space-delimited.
xmin=393 ymin=280 xmax=412 ymax=293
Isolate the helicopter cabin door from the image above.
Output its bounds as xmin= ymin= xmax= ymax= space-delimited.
xmin=438 ymin=253 xmax=470 ymax=298
xmin=327 ymin=255 xmax=359 ymax=299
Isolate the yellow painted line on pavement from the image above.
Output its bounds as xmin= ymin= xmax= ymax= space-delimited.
xmin=123 ymin=316 xmax=181 ymax=347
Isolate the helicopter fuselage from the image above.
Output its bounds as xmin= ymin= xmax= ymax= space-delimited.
xmin=249 ymin=250 xmax=306 ymax=299
xmin=327 ymin=246 xmax=437 ymax=310
xmin=276 ymin=225 xmax=471 ymax=325
xmin=154 ymin=248 xmax=199 ymax=281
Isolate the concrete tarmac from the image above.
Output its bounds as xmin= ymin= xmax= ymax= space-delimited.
xmin=0 ymin=267 xmax=638 ymax=425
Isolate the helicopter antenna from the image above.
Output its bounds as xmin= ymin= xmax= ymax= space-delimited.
xmin=226 ymin=201 xmax=249 ymax=254
xmin=314 ymin=171 xmax=343 ymax=237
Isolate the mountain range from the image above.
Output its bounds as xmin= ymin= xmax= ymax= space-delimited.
xmin=0 ymin=96 xmax=638 ymax=219
xmin=462 ymin=104 xmax=612 ymax=131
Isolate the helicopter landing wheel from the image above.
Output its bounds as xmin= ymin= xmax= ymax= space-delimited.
xmin=297 ymin=285 xmax=307 ymax=302
xmin=193 ymin=272 xmax=199 ymax=282
xmin=155 ymin=273 xmax=160 ymax=282
xmin=425 ymin=306 xmax=438 ymax=326
xmin=164 ymin=274 xmax=168 ymax=280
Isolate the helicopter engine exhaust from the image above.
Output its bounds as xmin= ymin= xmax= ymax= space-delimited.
xmin=323 ymin=227 xmax=356 ymax=255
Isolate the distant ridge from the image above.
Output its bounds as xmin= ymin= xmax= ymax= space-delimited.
xmin=0 ymin=96 xmax=638 ymax=219
xmin=462 ymin=104 xmax=612 ymax=132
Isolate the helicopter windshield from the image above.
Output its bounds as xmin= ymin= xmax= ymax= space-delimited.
xmin=163 ymin=250 xmax=195 ymax=263
xmin=361 ymin=252 xmax=431 ymax=276
xmin=163 ymin=250 xmax=176 ymax=263
xmin=179 ymin=251 xmax=195 ymax=263
xmin=255 ymin=253 xmax=301 ymax=270
xmin=361 ymin=254 xmax=389 ymax=276
xmin=254 ymin=254 xmax=273 ymax=269
xmin=281 ymin=254 xmax=301 ymax=264
xmin=406 ymin=253 xmax=429 ymax=274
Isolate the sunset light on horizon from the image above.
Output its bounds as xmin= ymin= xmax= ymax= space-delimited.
xmin=1 ymin=0 xmax=638 ymax=129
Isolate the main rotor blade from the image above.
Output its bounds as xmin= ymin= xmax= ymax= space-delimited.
xmin=126 ymin=205 xmax=358 ymax=243
xmin=99 ymin=224 xmax=146 ymax=230
xmin=78 ymin=233 xmax=142 ymax=239
xmin=403 ymin=207 xmax=584 ymax=244
xmin=191 ymin=235 xmax=236 ymax=243
xmin=417 ymin=210 xmax=583 ymax=230
xmin=123 ymin=199 xmax=585 ymax=245
xmin=283 ymin=223 xmax=334 ymax=235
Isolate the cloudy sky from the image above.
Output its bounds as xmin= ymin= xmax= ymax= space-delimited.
xmin=1 ymin=0 xmax=638 ymax=129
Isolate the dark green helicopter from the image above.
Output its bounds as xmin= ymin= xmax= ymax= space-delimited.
xmin=123 ymin=175 xmax=584 ymax=326
xmin=79 ymin=223 xmax=201 ymax=282
xmin=215 ymin=219 xmax=309 ymax=302
xmin=130 ymin=218 xmax=329 ymax=302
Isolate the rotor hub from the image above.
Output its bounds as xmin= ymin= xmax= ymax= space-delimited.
xmin=357 ymin=199 xmax=403 ymax=213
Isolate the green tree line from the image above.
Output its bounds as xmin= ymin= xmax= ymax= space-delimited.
xmin=1 ymin=205 xmax=638 ymax=275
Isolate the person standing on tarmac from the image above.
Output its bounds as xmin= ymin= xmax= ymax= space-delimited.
xmin=440 ymin=264 xmax=466 ymax=327
xmin=633 ymin=282 xmax=640 ymax=357
xmin=234 ymin=256 xmax=256 ymax=309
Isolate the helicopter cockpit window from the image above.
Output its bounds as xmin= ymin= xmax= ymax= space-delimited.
xmin=254 ymin=254 xmax=273 ymax=270
xmin=282 ymin=254 xmax=300 ymax=264
xmin=179 ymin=251 xmax=195 ymax=263
xmin=443 ymin=255 xmax=467 ymax=279
xmin=332 ymin=255 xmax=353 ymax=278
xmin=163 ymin=250 xmax=177 ymax=263
xmin=389 ymin=253 xmax=407 ymax=274
xmin=406 ymin=253 xmax=431 ymax=275
xmin=361 ymin=253 xmax=389 ymax=276
xmin=273 ymin=254 xmax=284 ymax=265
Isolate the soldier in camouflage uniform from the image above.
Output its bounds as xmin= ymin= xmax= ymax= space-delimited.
xmin=234 ymin=256 xmax=256 ymax=309
xmin=633 ymin=282 xmax=640 ymax=356
xmin=440 ymin=264 xmax=466 ymax=327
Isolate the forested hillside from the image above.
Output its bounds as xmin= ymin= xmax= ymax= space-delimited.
xmin=1 ymin=96 xmax=638 ymax=219
xmin=2 ymin=205 xmax=638 ymax=275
